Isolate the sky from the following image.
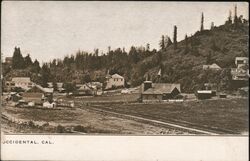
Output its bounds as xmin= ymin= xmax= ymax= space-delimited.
xmin=1 ymin=1 xmax=249 ymax=63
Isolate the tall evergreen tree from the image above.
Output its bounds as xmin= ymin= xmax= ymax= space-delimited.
xmin=159 ymin=35 xmax=165 ymax=51
xmin=32 ymin=59 xmax=40 ymax=73
xmin=211 ymin=22 xmax=215 ymax=29
xmin=228 ymin=10 xmax=232 ymax=24
xmin=24 ymin=54 xmax=33 ymax=67
xmin=234 ymin=4 xmax=238 ymax=26
xmin=40 ymin=63 xmax=50 ymax=87
xmin=200 ymin=12 xmax=204 ymax=31
xmin=184 ymin=34 xmax=189 ymax=54
xmin=146 ymin=43 xmax=150 ymax=51
xmin=173 ymin=26 xmax=177 ymax=50
xmin=12 ymin=47 xmax=25 ymax=69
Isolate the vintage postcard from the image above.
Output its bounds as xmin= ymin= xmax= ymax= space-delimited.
xmin=1 ymin=1 xmax=249 ymax=161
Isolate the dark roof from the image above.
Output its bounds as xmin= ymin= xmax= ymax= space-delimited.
xmin=142 ymin=83 xmax=181 ymax=95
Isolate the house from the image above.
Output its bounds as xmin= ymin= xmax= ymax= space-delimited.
xmin=202 ymin=63 xmax=222 ymax=70
xmin=141 ymin=81 xmax=181 ymax=102
xmin=105 ymin=73 xmax=125 ymax=89
xmin=22 ymin=84 xmax=54 ymax=105
xmin=235 ymin=57 xmax=248 ymax=68
xmin=231 ymin=57 xmax=249 ymax=81
xmin=11 ymin=77 xmax=34 ymax=90
xmin=48 ymin=82 xmax=65 ymax=92
xmin=75 ymin=84 xmax=95 ymax=96
xmin=43 ymin=101 xmax=56 ymax=108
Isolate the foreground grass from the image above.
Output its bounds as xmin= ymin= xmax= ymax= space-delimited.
xmin=92 ymin=98 xmax=248 ymax=134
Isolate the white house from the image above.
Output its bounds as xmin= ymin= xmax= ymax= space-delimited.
xmin=235 ymin=57 xmax=248 ymax=68
xmin=231 ymin=57 xmax=249 ymax=81
xmin=105 ymin=73 xmax=125 ymax=89
xmin=11 ymin=77 xmax=34 ymax=90
xmin=43 ymin=101 xmax=56 ymax=108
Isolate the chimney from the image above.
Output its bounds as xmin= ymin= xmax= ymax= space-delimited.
xmin=143 ymin=81 xmax=152 ymax=91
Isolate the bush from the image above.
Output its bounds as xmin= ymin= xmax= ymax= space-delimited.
xmin=28 ymin=121 xmax=35 ymax=128
xmin=73 ymin=125 xmax=88 ymax=133
xmin=56 ymin=125 xmax=66 ymax=133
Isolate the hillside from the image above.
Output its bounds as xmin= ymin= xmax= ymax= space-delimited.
xmin=2 ymin=22 xmax=249 ymax=93
xmin=130 ymin=22 xmax=249 ymax=92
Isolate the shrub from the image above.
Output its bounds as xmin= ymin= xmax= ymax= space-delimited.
xmin=56 ymin=125 xmax=66 ymax=133
xmin=73 ymin=125 xmax=88 ymax=133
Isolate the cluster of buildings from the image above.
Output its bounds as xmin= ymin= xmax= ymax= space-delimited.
xmin=3 ymin=56 xmax=248 ymax=105
xmin=3 ymin=73 xmax=127 ymax=107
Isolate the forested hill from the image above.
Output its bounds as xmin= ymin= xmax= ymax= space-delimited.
xmin=131 ymin=21 xmax=249 ymax=92
xmin=3 ymin=18 xmax=249 ymax=93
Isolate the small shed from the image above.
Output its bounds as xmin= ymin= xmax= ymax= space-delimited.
xmin=196 ymin=90 xmax=213 ymax=99
xmin=43 ymin=101 xmax=56 ymax=108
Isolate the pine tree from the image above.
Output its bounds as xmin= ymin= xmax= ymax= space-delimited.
xmin=184 ymin=34 xmax=189 ymax=54
xmin=173 ymin=26 xmax=177 ymax=50
xmin=159 ymin=35 xmax=165 ymax=51
xmin=40 ymin=63 xmax=50 ymax=87
xmin=52 ymin=80 xmax=58 ymax=91
xmin=12 ymin=47 xmax=25 ymax=69
xmin=24 ymin=54 xmax=33 ymax=67
xmin=234 ymin=4 xmax=238 ymax=26
xmin=211 ymin=22 xmax=214 ymax=29
xmin=146 ymin=43 xmax=150 ymax=51
xmin=228 ymin=10 xmax=232 ymax=24
xmin=200 ymin=12 xmax=204 ymax=31
xmin=32 ymin=59 xmax=40 ymax=73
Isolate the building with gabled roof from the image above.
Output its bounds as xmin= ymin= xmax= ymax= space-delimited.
xmin=6 ymin=77 xmax=34 ymax=91
xmin=141 ymin=81 xmax=181 ymax=102
xmin=235 ymin=57 xmax=248 ymax=68
xmin=22 ymin=84 xmax=54 ymax=104
xmin=105 ymin=73 xmax=125 ymax=89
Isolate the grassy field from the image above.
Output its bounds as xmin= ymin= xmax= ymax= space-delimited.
xmin=89 ymin=98 xmax=248 ymax=134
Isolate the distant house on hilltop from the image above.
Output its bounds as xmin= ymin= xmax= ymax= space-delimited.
xmin=141 ymin=81 xmax=181 ymax=102
xmin=235 ymin=57 xmax=248 ymax=68
xmin=231 ymin=57 xmax=249 ymax=81
xmin=202 ymin=63 xmax=222 ymax=70
xmin=105 ymin=73 xmax=125 ymax=89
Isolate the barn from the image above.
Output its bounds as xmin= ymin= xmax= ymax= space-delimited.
xmin=141 ymin=81 xmax=181 ymax=102
xmin=22 ymin=84 xmax=54 ymax=104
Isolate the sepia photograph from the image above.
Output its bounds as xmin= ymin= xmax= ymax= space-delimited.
xmin=1 ymin=1 xmax=249 ymax=136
